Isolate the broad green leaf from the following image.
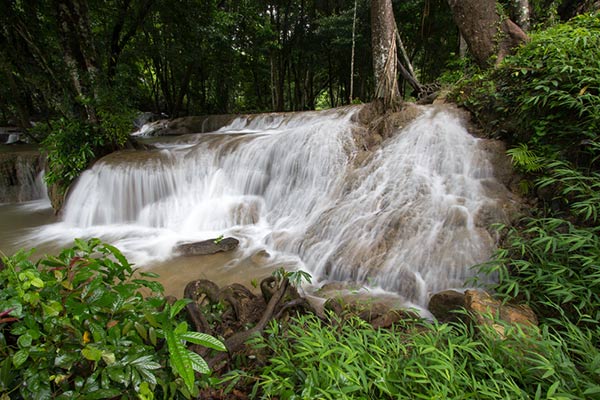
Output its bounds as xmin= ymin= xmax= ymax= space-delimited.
xmin=17 ymin=332 xmax=33 ymax=348
xmin=130 ymin=355 xmax=161 ymax=370
xmin=165 ymin=326 xmax=195 ymax=393
xmin=102 ymin=243 xmax=130 ymax=270
xmin=139 ymin=271 xmax=160 ymax=278
xmin=134 ymin=322 xmax=148 ymax=341
xmin=180 ymin=332 xmax=226 ymax=352
xmin=82 ymin=346 xmax=103 ymax=362
xmin=107 ymin=367 xmax=127 ymax=384
xmin=12 ymin=349 xmax=29 ymax=368
xmin=188 ymin=351 xmax=210 ymax=374
xmin=42 ymin=300 xmax=63 ymax=318
xmin=169 ymin=299 xmax=191 ymax=319
xmin=101 ymin=351 xmax=116 ymax=365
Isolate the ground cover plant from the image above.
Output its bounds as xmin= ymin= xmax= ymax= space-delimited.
xmin=242 ymin=314 xmax=599 ymax=399
xmin=0 ymin=239 xmax=225 ymax=399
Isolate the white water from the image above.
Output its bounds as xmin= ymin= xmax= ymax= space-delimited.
xmin=30 ymin=105 xmax=509 ymax=306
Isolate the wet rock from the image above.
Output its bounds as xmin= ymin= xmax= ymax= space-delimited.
xmin=0 ymin=149 xmax=45 ymax=203
xmin=389 ymin=103 xmax=423 ymax=130
xmin=371 ymin=309 xmax=421 ymax=329
xmin=315 ymin=281 xmax=361 ymax=297
xmin=394 ymin=268 xmax=419 ymax=303
xmin=48 ymin=183 xmax=66 ymax=214
xmin=479 ymin=139 xmax=518 ymax=189
xmin=319 ymin=282 xmax=421 ymax=327
xmin=429 ymin=289 xmax=538 ymax=337
xmin=443 ymin=206 xmax=469 ymax=228
xmin=428 ymin=289 xmax=467 ymax=323
xmin=465 ymin=290 xmax=538 ymax=338
xmin=323 ymin=296 xmax=390 ymax=321
xmin=133 ymin=112 xmax=164 ymax=129
xmin=139 ymin=114 xmax=237 ymax=136
xmin=323 ymin=295 xmax=422 ymax=329
xmin=230 ymin=200 xmax=261 ymax=225
xmin=176 ymin=237 xmax=239 ymax=256
xmin=250 ymin=249 xmax=270 ymax=265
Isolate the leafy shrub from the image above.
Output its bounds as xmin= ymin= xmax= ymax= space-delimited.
xmin=0 ymin=239 xmax=225 ymax=399
xmin=38 ymin=106 xmax=135 ymax=192
xmin=455 ymin=13 xmax=600 ymax=157
xmin=248 ymin=314 xmax=600 ymax=399
xmin=500 ymin=13 xmax=599 ymax=153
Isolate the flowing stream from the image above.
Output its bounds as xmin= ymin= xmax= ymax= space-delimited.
xmin=3 ymin=104 xmax=513 ymax=307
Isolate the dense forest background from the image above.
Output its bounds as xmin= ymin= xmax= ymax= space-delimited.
xmin=1 ymin=0 xmax=595 ymax=126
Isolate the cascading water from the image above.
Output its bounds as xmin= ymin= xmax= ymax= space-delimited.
xmin=33 ymin=104 xmax=512 ymax=306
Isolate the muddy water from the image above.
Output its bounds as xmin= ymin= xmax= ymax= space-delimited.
xmin=0 ymin=201 xmax=280 ymax=298
xmin=0 ymin=201 xmax=55 ymax=255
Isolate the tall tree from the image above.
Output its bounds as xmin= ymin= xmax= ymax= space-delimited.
xmin=371 ymin=0 xmax=400 ymax=111
xmin=510 ymin=0 xmax=531 ymax=31
xmin=447 ymin=0 xmax=528 ymax=67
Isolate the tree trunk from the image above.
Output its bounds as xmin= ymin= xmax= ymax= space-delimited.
xmin=107 ymin=0 xmax=154 ymax=82
xmin=510 ymin=0 xmax=530 ymax=31
xmin=56 ymin=0 xmax=100 ymax=122
xmin=447 ymin=0 xmax=529 ymax=68
xmin=395 ymin=28 xmax=423 ymax=96
xmin=371 ymin=0 xmax=400 ymax=112
xmin=349 ymin=0 xmax=358 ymax=103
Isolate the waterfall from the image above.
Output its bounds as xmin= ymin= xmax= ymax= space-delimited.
xmin=36 ymin=105 xmax=512 ymax=305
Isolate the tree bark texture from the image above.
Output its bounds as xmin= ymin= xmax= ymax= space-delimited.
xmin=447 ymin=0 xmax=529 ymax=68
xmin=510 ymin=0 xmax=530 ymax=31
xmin=371 ymin=0 xmax=400 ymax=111
xmin=56 ymin=0 xmax=100 ymax=122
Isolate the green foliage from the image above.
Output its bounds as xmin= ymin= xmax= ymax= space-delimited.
xmin=272 ymin=268 xmax=312 ymax=288
xmin=506 ymin=144 xmax=545 ymax=173
xmin=0 ymin=239 xmax=224 ymax=399
xmin=480 ymin=219 xmax=600 ymax=328
xmin=249 ymin=314 xmax=600 ymax=399
xmin=37 ymin=118 xmax=99 ymax=188
xmin=38 ymin=106 xmax=134 ymax=190
xmin=457 ymin=13 xmax=600 ymax=158
xmin=537 ymin=159 xmax=600 ymax=223
xmin=452 ymin=18 xmax=600 ymax=400
xmin=213 ymin=235 xmax=224 ymax=245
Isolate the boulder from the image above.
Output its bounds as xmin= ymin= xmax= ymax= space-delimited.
xmin=0 ymin=149 xmax=45 ymax=203
xmin=371 ymin=309 xmax=421 ymax=329
xmin=319 ymin=282 xmax=423 ymax=328
xmin=176 ymin=237 xmax=239 ymax=256
xmin=429 ymin=289 xmax=538 ymax=338
xmin=465 ymin=290 xmax=538 ymax=338
xmin=428 ymin=289 xmax=467 ymax=323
